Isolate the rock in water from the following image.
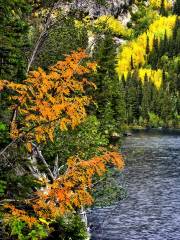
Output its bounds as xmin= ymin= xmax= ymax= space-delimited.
xmin=123 ymin=132 xmax=132 ymax=136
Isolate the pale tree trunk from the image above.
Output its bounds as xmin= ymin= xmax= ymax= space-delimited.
xmin=80 ymin=206 xmax=91 ymax=240
xmin=27 ymin=1 xmax=61 ymax=73
xmin=87 ymin=32 xmax=96 ymax=57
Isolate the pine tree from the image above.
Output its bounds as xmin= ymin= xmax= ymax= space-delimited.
xmin=112 ymin=79 xmax=126 ymax=128
xmin=175 ymin=61 xmax=180 ymax=92
xmin=100 ymin=101 xmax=117 ymax=133
xmin=159 ymin=31 xmax=168 ymax=56
xmin=141 ymin=73 xmax=151 ymax=121
xmin=131 ymin=55 xmax=134 ymax=70
xmin=159 ymin=88 xmax=174 ymax=125
xmin=153 ymin=36 xmax=159 ymax=53
xmin=93 ymin=34 xmax=126 ymax=133
xmin=148 ymin=36 xmax=159 ymax=69
xmin=132 ymin=70 xmax=142 ymax=120
xmin=0 ymin=0 xmax=31 ymax=81
xmin=174 ymin=18 xmax=180 ymax=55
xmin=125 ymin=71 xmax=141 ymax=124
xmin=0 ymin=1 xmax=31 ymax=146
xmin=146 ymin=35 xmax=150 ymax=55
xmin=162 ymin=69 xmax=169 ymax=90
xmin=160 ymin=0 xmax=167 ymax=16
xmin=150 ymin=82 xmax=159 ymax=114
xmin=173 ymin=17 xmax=179 ymax=40
xmin=173 ymin=0 xmax=180 ymax=15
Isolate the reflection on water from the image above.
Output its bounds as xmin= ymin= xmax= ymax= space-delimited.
xmin=88 ymin=130 xmax=180 ymax=240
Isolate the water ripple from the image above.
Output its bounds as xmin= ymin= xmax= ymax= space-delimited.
xmin=88 ymin=131 xmax=180 ymax=240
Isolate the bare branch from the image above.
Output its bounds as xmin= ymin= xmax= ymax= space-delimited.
xmin=27 ymin=0 xmax=62 ymax=73
xmin=28 ymin=154 xmax=48 ymax=180
xmin=53 ymin=154 xmax=59 ymax=179
xmin=0 ymin=140 xmax=17 ymax=157
xmin=32 ymin=143 xmax=55 ymax=180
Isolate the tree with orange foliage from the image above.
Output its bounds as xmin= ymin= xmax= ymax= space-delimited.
xmin=0 ymin=49 xmax=124 ymax=239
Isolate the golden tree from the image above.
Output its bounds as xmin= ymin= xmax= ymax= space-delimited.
xmin=1 ymin=50 xmax=124 ymax=235
xmin=116 ymin=15 xmax=177 ymax=88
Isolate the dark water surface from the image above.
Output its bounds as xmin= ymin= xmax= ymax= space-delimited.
xmin=88 ymin=130 xmax=180 ymax=240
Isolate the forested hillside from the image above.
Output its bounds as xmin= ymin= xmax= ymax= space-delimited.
xmin=0 ymin=0 xmax=179 ymax=239
xmin=117 ymin=13 xmax=180 ymax=128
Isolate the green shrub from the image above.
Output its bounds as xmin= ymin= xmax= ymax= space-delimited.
xmin=148 ymin=112 xmax=161 ymax=128
xmin=47 ymin=215 xmax=88 ymax=240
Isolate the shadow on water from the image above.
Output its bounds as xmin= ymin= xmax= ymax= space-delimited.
xmin=88 ymin=129 xmax=180 ymax=240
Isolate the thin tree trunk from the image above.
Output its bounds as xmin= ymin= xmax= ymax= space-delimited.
xmin=27 ymin=1 xmax=61 ymax=74
xmin=32 ymin=143 xmax=55 ymax=180
xmin=27 ymin=30 xmax=46 ymax=73
xmin=80 ymin=206 xmax=91 ymax=240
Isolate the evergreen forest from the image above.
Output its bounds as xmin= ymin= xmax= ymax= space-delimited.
xmin=0 ymin=0 xmax=179 ymax=239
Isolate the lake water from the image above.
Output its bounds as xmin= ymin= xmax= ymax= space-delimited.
xmin=88 ymin=130 xmax=180 ymax=240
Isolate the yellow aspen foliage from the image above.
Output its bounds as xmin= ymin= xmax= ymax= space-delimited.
xmin=150 ymin=0 xmax=172 ymax=10
xmin=138 ymin=68 xmax=163 ymax=89
xmin=0 ymin=49 xmax=96 ymax=143
xmin=75 ymin=15 xmax=132 ymax=38
xmin=94 ymin=15 xmax=132 ymax=37
xmin=117 ymin=15 xmax=177 ymax=86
